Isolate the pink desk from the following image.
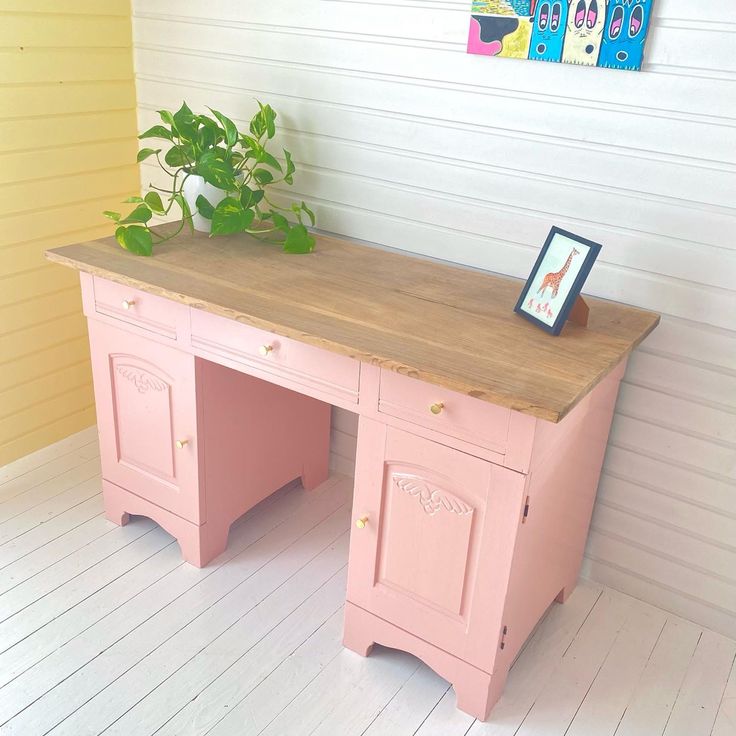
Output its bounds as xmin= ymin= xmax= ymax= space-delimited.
xmin=46 ymin=230 xmax=658 ymax=720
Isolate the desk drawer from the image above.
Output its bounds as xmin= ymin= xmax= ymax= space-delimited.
xmin=190 ymin=309 xmax=360 ymax=405
xmin=378 ymin=370 xmax=510 ymax=454
xmin=93 ymin=277 xmax=183 ymax=340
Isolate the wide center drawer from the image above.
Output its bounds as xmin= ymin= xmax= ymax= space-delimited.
xmin=378 ymin=370 xmax=511 ymax=454
xmin=190 ymin=309 xmax=360 ymax=405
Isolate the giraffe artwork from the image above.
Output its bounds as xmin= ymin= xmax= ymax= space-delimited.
xmin=538 ymin=248 xmax=580 ymax=299
xmin=514 ymin=226 xmax=602 ymax=335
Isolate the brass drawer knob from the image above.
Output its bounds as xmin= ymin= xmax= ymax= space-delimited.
xmin=121 ymin=299 xmax=136 ymax=310
xmin=259 ymin=344 xmax=273 ymax=357
xmin=355 ymin=515 xmax=369 ymax=529
xmin=175 ymin=439 xmax=189 ymax=450
xmin=429 ymin=402 xmax=445 ymax=415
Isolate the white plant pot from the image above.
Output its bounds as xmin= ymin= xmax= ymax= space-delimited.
xmin=181 ymin=174 xmax=228 ymax=233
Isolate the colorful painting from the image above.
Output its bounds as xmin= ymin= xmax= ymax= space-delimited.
xmin=468 ymin=0 xmax=654 ymax=71
xmin=514 ymin=227 xmax=601 ymax=336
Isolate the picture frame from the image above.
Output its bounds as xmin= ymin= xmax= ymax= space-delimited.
xmin=514 ymin=226 xmax=601 ymax=336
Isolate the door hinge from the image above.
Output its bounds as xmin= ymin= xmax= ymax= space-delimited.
xmin=522 ymin=496 xmax=531 ymax=523
xmin=500 ymin=625 xmax=508 ymax=650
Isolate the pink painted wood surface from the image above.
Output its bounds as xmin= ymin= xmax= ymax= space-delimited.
xmin=81 ymin=271 xmax=631 ymax=718
xmin=357 ymin=363 xmax=511 ymax=469
xmin=494 ymin=359 xmax=626 ymax=673
xmin=88 ymin=319 xmax=203 ymax=523
xmin=195 ymin=358 xmax=331 ymax=530
xmin=343 ymin=601 xmax=507 ymax=721
xmin=102 ymin=479 xmax=230 ymax=567
xmin=190 ymin=308 xmax=360 ymax=406
xmin=91 ymin=275 xmax=189 ymax=342
xmin=346 ymin=418 xmax=526 ymax=673
xmin=378 ymin=369 xmax=512 ymax=455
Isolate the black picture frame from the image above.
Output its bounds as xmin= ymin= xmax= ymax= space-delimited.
xmin=513 ymin=226 xmax=602 ymax=336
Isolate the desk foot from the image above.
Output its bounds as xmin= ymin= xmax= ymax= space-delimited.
xmin=343 ymin=601 xmax=507 ymax=721
xmin=179 ymin=519 xmax=231 ymax=568
xmin=556 ymin=575 xmax=580 ymax=603
xmin=104 ymin=492 xmax=130 ymax=527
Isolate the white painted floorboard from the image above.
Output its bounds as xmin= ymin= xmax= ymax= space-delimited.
xmin=0 ymin=430 xmax=734 ymax=736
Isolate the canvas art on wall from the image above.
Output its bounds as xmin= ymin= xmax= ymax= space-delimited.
xmin=468 ymin=0 xmax=654 ymax=71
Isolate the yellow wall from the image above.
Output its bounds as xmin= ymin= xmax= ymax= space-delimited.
xmin=0 ymin=1 xmax=139 ymax=465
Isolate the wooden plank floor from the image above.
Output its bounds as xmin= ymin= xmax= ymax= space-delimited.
xmin=0 ymin=429 xmax=734 ymax=736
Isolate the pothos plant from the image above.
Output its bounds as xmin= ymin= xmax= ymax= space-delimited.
xmin=104 ymin=101 xmax=316 ymax=256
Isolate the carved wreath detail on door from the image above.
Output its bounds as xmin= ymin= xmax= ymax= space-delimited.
xmin=116 ymin=365 xmax=168 ymax=394
xmin=393 ymin=474 xmax=474 ymax=517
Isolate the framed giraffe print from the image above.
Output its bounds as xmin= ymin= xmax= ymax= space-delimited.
xmin=514 ymin=226 xmax=601 ymax=336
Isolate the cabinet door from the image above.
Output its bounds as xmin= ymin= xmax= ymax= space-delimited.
xmin=347 ymin=419 xmax=525 ymax=672
xmin=88 ymin=320 xmax=202 ymax=523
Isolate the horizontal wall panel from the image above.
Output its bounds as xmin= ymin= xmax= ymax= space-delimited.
xmin=625 ymin=351 xmax=736 ymax=410
xmin=0 ymin=2 xmax=137 ymax=466
xmin=0 ymin=165 xmax=139 ymax=218
xmin=132 ymin=0 xmax=736 ymax=636
xmin=1 ymin=0 xmax=129 ymax=15
xmin=0 ymin=360 xmax=92 ymax=421
xmin=134 ymin=48 xmax=736 ymax=163
xmin=0 ymin=140 xmax=137 ymax=186
xmin=0 ymin=287 xmax=82 ymax=337
xmin=0 ymin=405 xmax=97 ymax=469
xmin=603 ymin=446 xmax=736 ymax=515
xmin=0 ymin=47 xmax=135 ymax=84
xmin=137 ymin=85 xmax=736 ymax=209
xmin=0 ymin=265 xmax=80 ymax=309
xmin=0 ymin=200 xmax=131 ymax=250
xmin=0 ymin=110 xmax=137 ymax=154
xmin=0 ymin=312 xmax=88 ymax=365
xmin=0 ymin=14 xmax=132 ymax=48
xmin=596 ymin=475 xmax=736 ymax=549
xmin=0 ymin=336 xmax=90 ymax=394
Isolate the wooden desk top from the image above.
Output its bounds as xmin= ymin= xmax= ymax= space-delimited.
xmin=46 ymin=228 xmax=658 ymax=423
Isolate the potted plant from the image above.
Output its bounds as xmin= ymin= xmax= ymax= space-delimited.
xmin=104 ymin=101 xmax=316 ymax=256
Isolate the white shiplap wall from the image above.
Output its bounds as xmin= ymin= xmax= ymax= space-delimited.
xmin=131 ymin=1 xmax=736 ymax=637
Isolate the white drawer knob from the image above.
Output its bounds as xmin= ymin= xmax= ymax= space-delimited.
xmin=429 ymin=402 xmax=444 ymax=415
xmin=121 ymin=299 xmax=136 ymax=310
xmin=175 ymin=439 xmax=189 ymax=450
xmin=259 ymin=344 xmax=273 ymax=357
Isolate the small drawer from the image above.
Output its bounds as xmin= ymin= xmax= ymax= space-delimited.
xmin=378 ymin=370 xmax=511 ymax=454
xmin=92 ymin=277 xmax=183 ymax=340
xmin=190 ymin=309 xmax=360 ymax=405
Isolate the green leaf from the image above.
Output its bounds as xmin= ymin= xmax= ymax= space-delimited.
xmin=240 ymin=187 xmax=253 ymax=209
xmin=300 ymin=201 xmax=316 ymax=226
xmin=251 ymin=189 xmax=265 ymax=206
xmin=115 ymin=225 xmax=153 ymax=256
xmin=195 ymin=194 xmax=215 ymax=219
xmin=172 ymin=101 xmax=197 ymax=141
xmin=123 ymin=196 xmax=144 ymax=203
xmin=158 ymin=109 xmax=175 ymax=126
xmin=259 ymin=151 xmax=282 ymax=172
xmin=208 ymin=107 xmax=238 ymax=147
xmin=253 ymin=169 xmax=273 ymax=185
xmin=261 ymin=102 xmax=277 ymax=139
xmin=144 ymin=191 xmax=165 ymax=214
xmin=197 ymin=150 xmax=237 ymax=190
xmin=139 ymin=125 xmax=173 ymax=141
xmin=283 ymin=224 xmax=315 ymax=254
xmin=120 ymin=204 xmax=153 ymax=225
xmin=211 ymin=197 xmax=255 ymax=236
xmin=137 ymin=147 xmax=160 ymax=163
xmin=283 ymin=149 xmax=296 ymax=185
xmin=103 ymin=210 xmax=121 ymax=222
xmin=164 ymin=144 xmax=193 ymax=168
xmin=270 ymin=211 xmax=290 ymax=233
